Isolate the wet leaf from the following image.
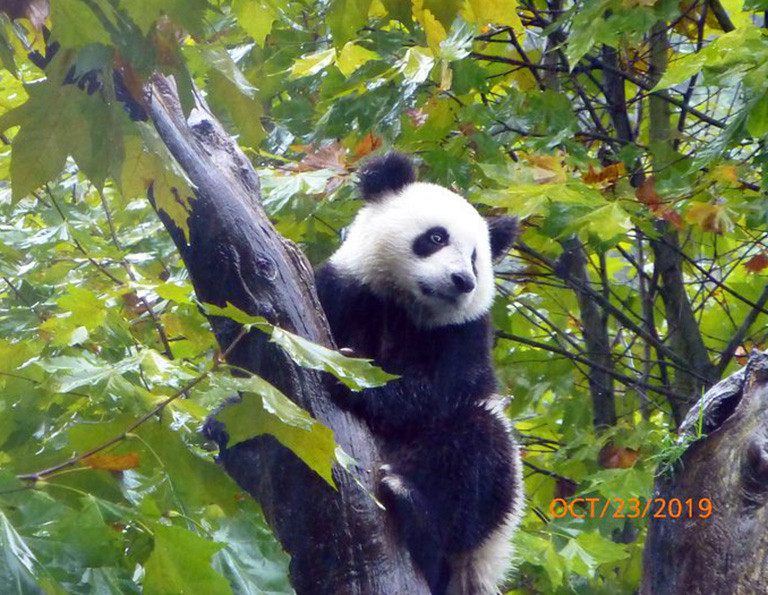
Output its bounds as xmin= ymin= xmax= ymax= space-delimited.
xmin=144 ymin=525 xmax=231 ymax=595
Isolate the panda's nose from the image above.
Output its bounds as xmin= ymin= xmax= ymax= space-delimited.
xmin=451 ymin=272 xmax=475 ymax=293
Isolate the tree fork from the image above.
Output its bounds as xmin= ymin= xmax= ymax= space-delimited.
xmin=144 ymin=75 xmax=428 ymax=594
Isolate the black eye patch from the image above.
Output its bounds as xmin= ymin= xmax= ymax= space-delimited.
xmin=413 ymin=226 xmax=449 ymax=257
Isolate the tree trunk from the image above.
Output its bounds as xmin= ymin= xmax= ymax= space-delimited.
xmin=642 ymin=352 xmax=768 ymax=593
xmin=647 ymin=19 xmax=717 ymax=424
xmin=144 ymin=75 xmax=428 ymax=594
xmin=558 ymin=237 xmax=616 ymax=430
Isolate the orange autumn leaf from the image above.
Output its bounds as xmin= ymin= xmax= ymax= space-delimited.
xmin=660 ymin=206 xmax=684 ymax=230
xmin=598 ymin=444 xmax=640 ymax=469
xmin=734 ymin=345 xmax=749 ymax=366
xmin=295 ymin=142 xmax=347 ymax=173
xmin=636 ymin=177 xmax=684 ymax=229
xmin=526 ymin=153 xmax=566 ymax=184
xmin=115 ymin=54 xmax=147 ymax=110
xmin=636 ymin=177 xmax=661 ymax=208
xmin=582 ymin=165 xmax=601 ymax=184
xmin=686 ymin=203 xmax=732 ymax=234
xmin=583 ymin=162 xmax=624 ymax=184
xmin=84 ymin=452 xmax=140 ymax=471
xmin=352 ymin=133 xmax=382 ymax=161
xmin=745 ymin=253 xmax=768 ymax=273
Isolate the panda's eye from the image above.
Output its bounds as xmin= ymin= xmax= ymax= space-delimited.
xmin=413 ymin=226 xmax=450 ymax=257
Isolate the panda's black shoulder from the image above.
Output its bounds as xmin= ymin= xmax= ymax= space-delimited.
xmin=315 ymin=262 xmax=381 ymax=349
xmin=315 ymin=262 xmax=347 ymax=323
xmin=315 ymin=262 xmax=364 ymax=312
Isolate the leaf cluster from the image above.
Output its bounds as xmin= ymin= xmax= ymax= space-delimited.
xmin=1 ymin=0 xmax=768 ymax=593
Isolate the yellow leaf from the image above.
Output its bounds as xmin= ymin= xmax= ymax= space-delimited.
xmin=464 ymin=0 xmax=523 ymax=30
xmin=439 ymin=60 xmax=453 ymax=90
xmin=289 ymin=48 xmax=337 ymax=79
xmin=336 ymin=43 xmax=380 ymax=76
xmin=234 ymin=0 xmax=277 ymax=46
xmin=711 ymin=164 xmax=738 ymax=186
xmin=421 ymin=9 xmax=446 ymax=53
xmin=369 ymin=0 xmax=387 ymax=17
xmin=84 ymin=452 xmax=140 ymax=471
xmin=719 ymin=0 xmax=749 ymax=29
xmin=398 ymin=47 xmax=435 ymax=83
xmin=120 ymin=134 xmax=194 ymax=242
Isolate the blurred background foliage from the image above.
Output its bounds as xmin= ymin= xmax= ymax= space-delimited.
xmin=0 ymin=0 xmax=768 ymax=592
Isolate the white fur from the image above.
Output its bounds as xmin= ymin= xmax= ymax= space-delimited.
xmin=447 ymin=396 xmax=525 ymax=595
xmin=330 ymin=182 xmax=495 ymax=328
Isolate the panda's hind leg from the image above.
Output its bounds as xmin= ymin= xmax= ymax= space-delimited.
xmin=378 ymin=465 xmax=449 ymax=594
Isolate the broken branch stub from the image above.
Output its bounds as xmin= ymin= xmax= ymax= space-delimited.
xmin=642 ymin=352 xmax=768 ymax=594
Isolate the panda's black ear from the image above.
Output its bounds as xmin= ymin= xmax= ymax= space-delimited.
xmin=488 ymin=216 xmax=519 ymax=261
xmin=358 ymin=152 xmax=415 ymax=202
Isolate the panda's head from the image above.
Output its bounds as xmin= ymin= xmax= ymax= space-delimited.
xmin=330 ymin=153 xmax=518 ymax=328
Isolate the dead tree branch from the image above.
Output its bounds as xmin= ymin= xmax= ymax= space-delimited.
xmin=145 ymin=75 xmax=427 ymax=594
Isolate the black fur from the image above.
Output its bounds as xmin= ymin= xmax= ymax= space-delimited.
xmin=488 ymin=216 xmax=519 ymax=261
xmin=315 ymin=264 xmax=515 ymax=594
xmin=358 ymin=152 xmax=416 ymax=201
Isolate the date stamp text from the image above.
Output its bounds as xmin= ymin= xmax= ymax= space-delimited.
xmin=550 ymin=497 xmax=712 ymax=519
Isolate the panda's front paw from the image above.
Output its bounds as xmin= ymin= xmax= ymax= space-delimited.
xmin=378 ymin=464 xmax=412 ymax=503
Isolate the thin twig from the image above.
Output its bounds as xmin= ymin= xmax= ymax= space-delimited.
xmin=18 ymin=326 xmax=248 ymax=482
xmin=497 ymin=331 xmax=685 ymax=401
xmin=98 ymin=190 xmax=175 ymax=359
xmin=717 ymin=282 xmax=768 ymax=375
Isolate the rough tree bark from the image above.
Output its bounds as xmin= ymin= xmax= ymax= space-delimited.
xmin=642 ymin=351 xmax=768 ymax=594
xmin=144 ymin=76 xmax=428 ymax=594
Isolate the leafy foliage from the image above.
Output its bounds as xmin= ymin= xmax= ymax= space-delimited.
xmin=0 ymin=0 xmax=767 ymax=593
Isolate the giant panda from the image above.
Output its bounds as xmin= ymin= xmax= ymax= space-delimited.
xmin=315 ymin=152 xmax=524 ymax=595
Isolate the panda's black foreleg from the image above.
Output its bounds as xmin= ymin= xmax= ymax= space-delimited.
xmin=378 ymin=465 xmax=450 ymax=594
